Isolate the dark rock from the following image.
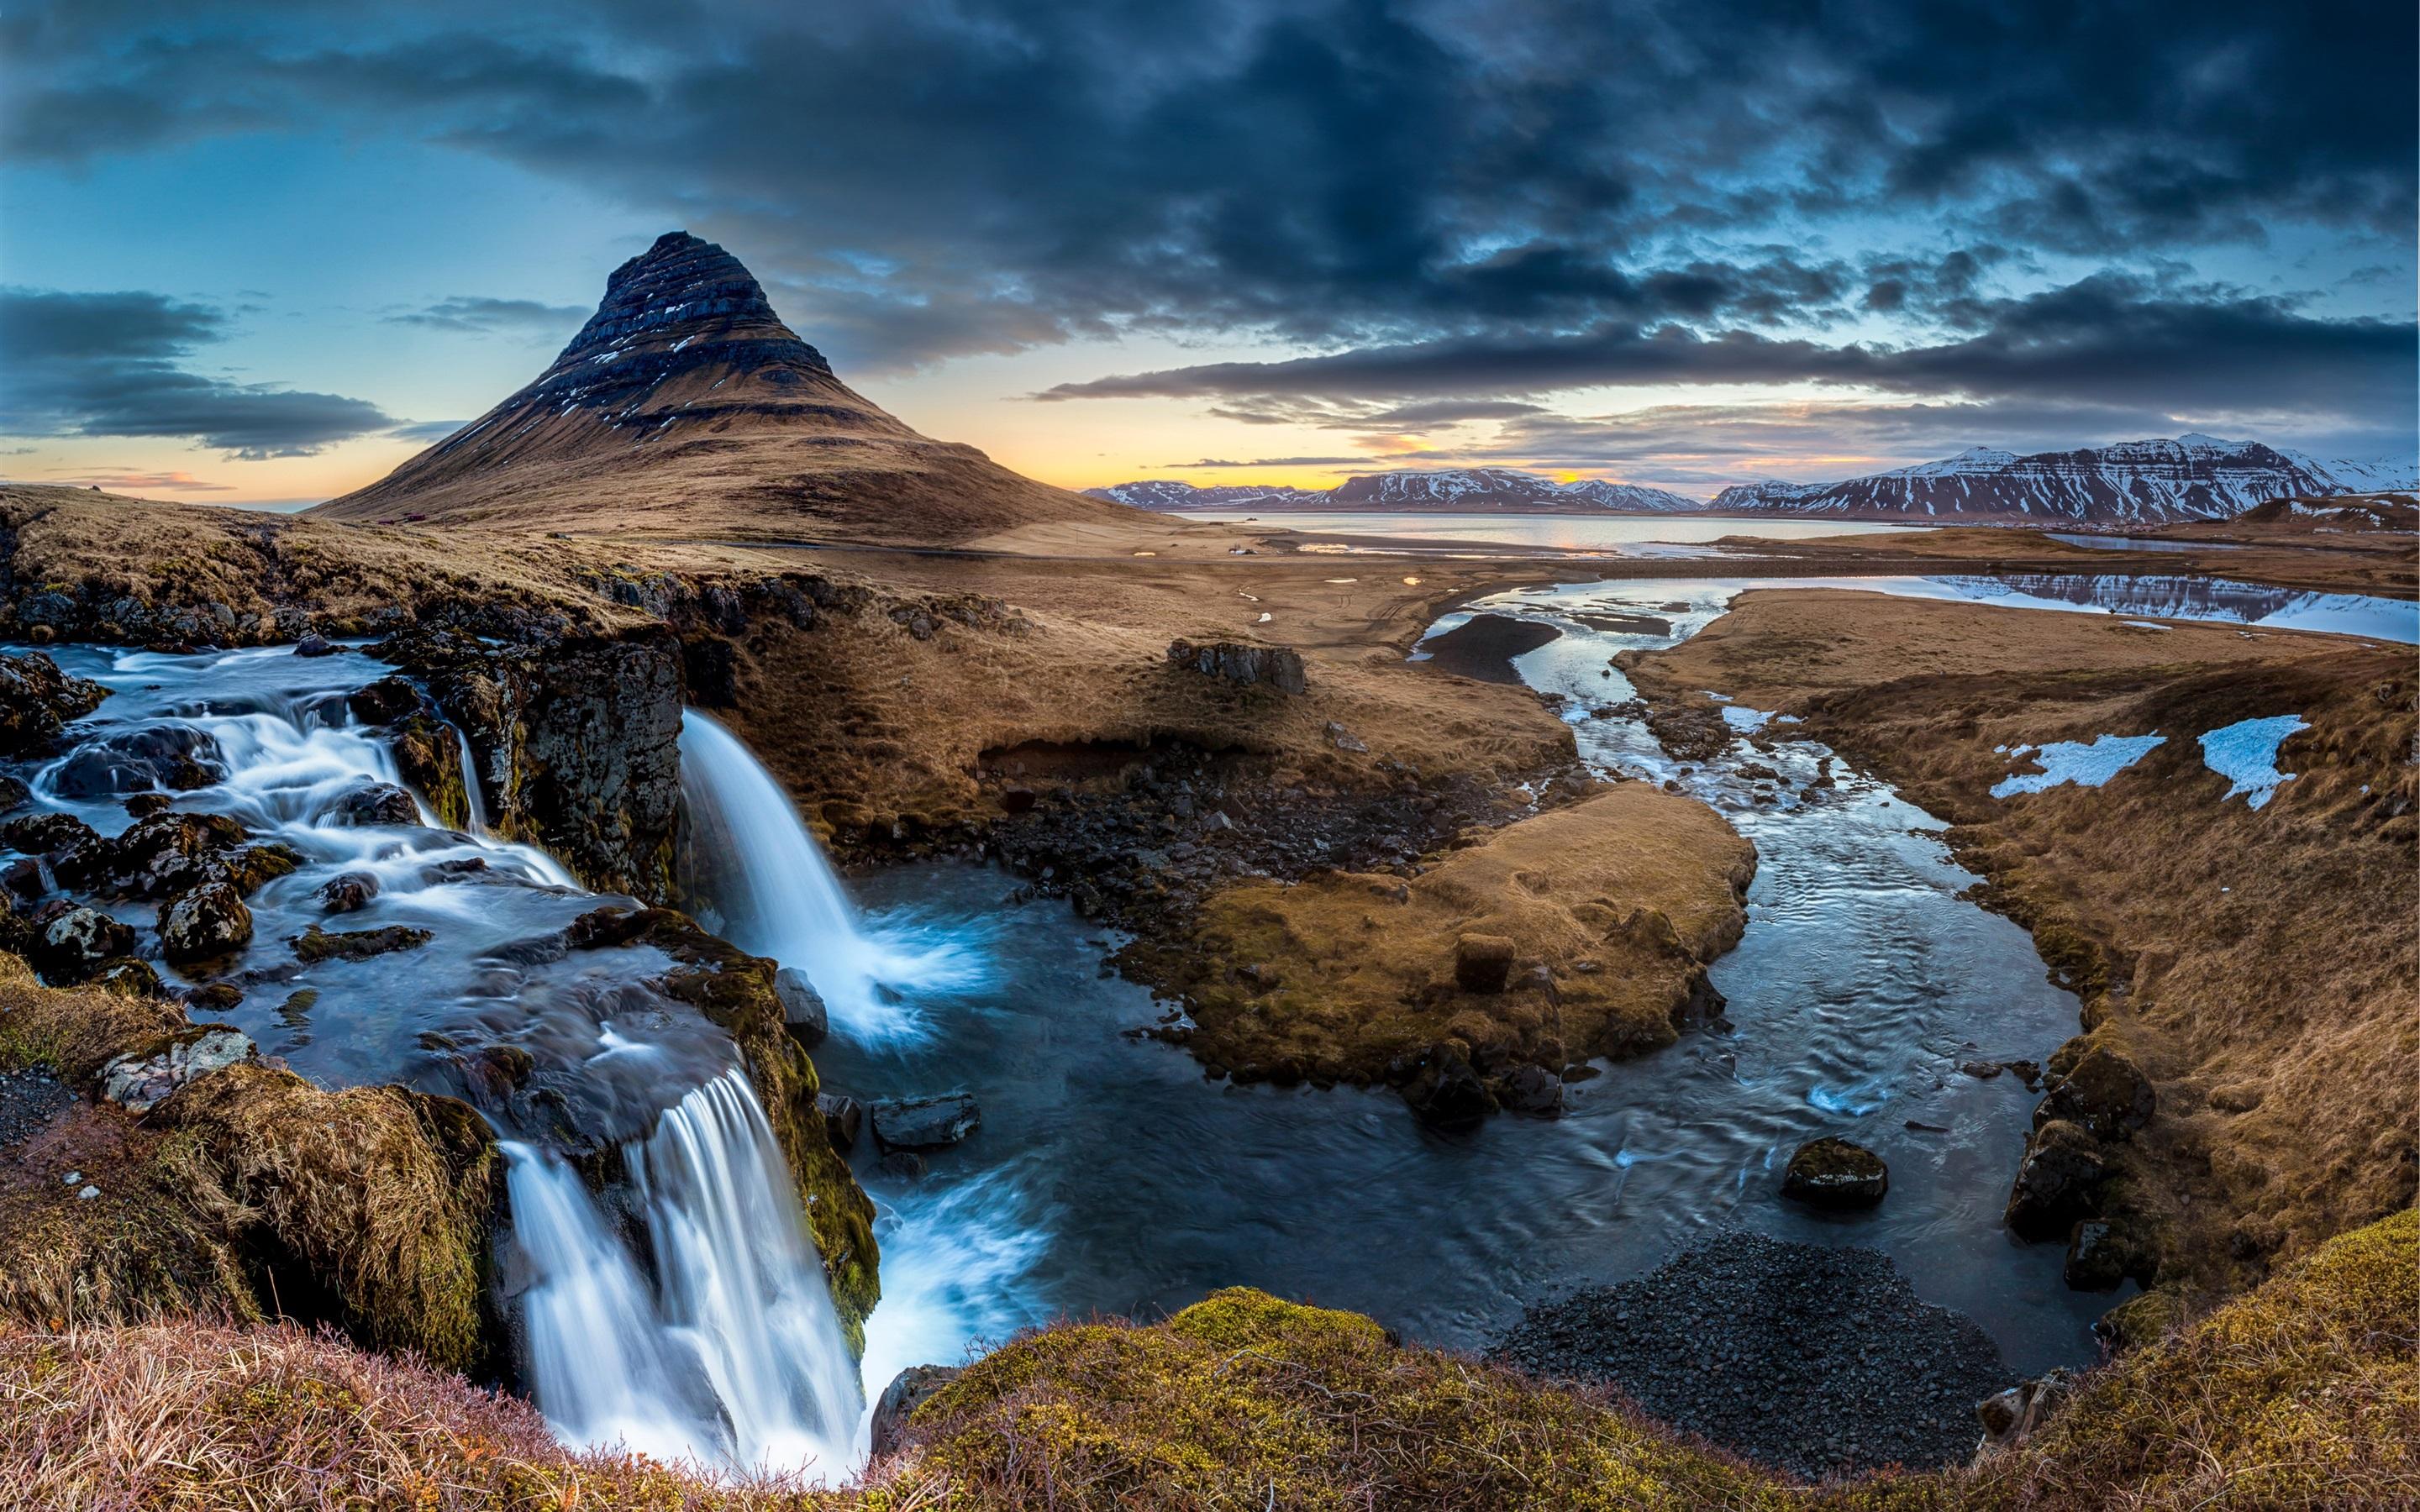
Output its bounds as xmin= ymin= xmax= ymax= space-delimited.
xmin=318 ymin=781 xmax=420 ymax=827
xmin=876 ymin=1150 xmax=929 ymax=1180
xmin=1781 ymin=1137 xmax=1890 ymax=1209
xmin=1165 ymin=638 xmax=1308 ymax=695
xmin=0 ymin=776 xmax=29 ymax=814
xmin=292 ymin=634 xmax=340 ymax=657
xmin=0 ymin=650 xmax=108 ymax=757
xmin=318 ymin=872 xmax=380 ymax=912
xmin=871 ymin=1092 xmax=981 ymax=1152
xmin=92 ymin=957 xmax=165 ymax=998
xmin=29 ymin=903 xmax=137 ymax=984
xmin=2 ymin=811 xmax=100 ymax=859
xmin=682 ymin=635 xmax=740 ymax=707
xmin=122 ymin=792 xmax=173 ymax=820
xmin=2004 ymin=1120 xmax=2109 ymax=1241
xmin=187 ymin=981 xmax=245 ymax=1011
xmin=1453 ymin=932 xmax=1517 ymax=993
xmin=1496 ymin=1062 xmax=1565 ymax=1116
xmin=774 ymin=966 xmax=829 ymax=1046
xmin=289 ymin=923 xmax=434 ymax=963
xmin=1402 ymin=1047 xmax=1495 ymax=1130
xmin=870 ymin=1363 xmax=962 ymax=1457
xmin=818 ymin=1092 xmax=863 ymax=1152
xmin=345 ymin=676 xmax=422 ymax=725
xmin=47 ymin=724 xmax=224 ymax=795
xmin=2033 ymin=1047 xmax=2155 ymax=1142
xmin=99 ymin=811 xmax=248 ymax=899
xmin=159 ymin=881 xmax=254 ymax=963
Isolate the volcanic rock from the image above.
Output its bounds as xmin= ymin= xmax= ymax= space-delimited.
xmin=774 ymin=966 xmax=829 ymax=1046
xmin=318 ymin=781 xmax=420 ymax=827
xmin=2004 ymin=1120 xmax=2109 ymax=1241
xmin=1781 ymin=1137 xmax=1890 ymax=1208
xmin=870 ymin=1093 xmax=981 ymax=1152
xmin=159 ymin=881 xmax=253 ymax=963
xmin=1165 ymin=638 xmax=1308 ymax=694
xmin=2032 ymin=1047 xmax=2155 ymax=1142
xmin=0 ymin=650 xmax=107 ymax=756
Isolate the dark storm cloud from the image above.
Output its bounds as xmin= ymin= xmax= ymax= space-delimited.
xmin=0 ymin=288 xmax=394 ymax=458
xmin=386 ymin=296 xmax=585 ymax=336
xmin=1 ymin=0 xmax=2407 ymax=377
xmin=1040 ymin=274 xmax=2417 ymax=434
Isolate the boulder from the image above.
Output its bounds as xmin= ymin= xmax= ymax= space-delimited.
xmin=317 ymin=781 xmax=420 ymax=827
xmin=46 ymin=724 xmax=224 ymax=795
xmin=318 ymin=872 xmax=380 ymax=913
xmin=98 ymin=1027 xmax=255 ymax=1112
xmin=292 ymin=634 xmax=339 ymax=657
xmin=870 ymin=1092 xmax=981 ymax=1152
xmin=818 ymin=1091 xmax=864 ymax=1152
xmin=159 ymin=881 xmax=254 ymax=963
xmin=2032 ymin=1047 xmax=2155 ymax=1142
xmin=1165 ymin=638 xmax=1309 ymax=695
xmin=1453 ymin=933 xmax=1518 ymax=994
xmin=774 ymin=966 xmax=829 ymax=1047
xmin=0 ymin=649 xmax=107 ymax=757
xmin=877 ymin=1150 xmax=929 ymax=1180
xmin=29 ymin=902 xmax=138 ymax=984
xmin=92 ymin=957 xmax=165 ymax=999
xmin=1781 ymin=1136 xmax=1891 ymax=1209
xmin=2004 ymin=1119 xmax=2109 ymax=1241
xmin=2 ymin=811 xmax=99 ymax=859
xmin=122 ymin=792 xmax=173 ymax=820
xmin=0 ymin=775 xmax=29 ymax=814
xmin=345 ymin=676 xmax=422 ymax=725
xmin=870 ymin=1363 xmax=962 ymax=1457
xmin=1402 ymin=1046 xmax=1495 ymax=1130
xmin=101 ymin=811 xmax=248 ymax=899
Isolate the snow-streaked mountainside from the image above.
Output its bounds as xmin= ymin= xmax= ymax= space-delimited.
xmin=1085 ymin=467 xmax=1703 ymax=513
xmin=1709 ymin=436 xmax=2419 ymax=526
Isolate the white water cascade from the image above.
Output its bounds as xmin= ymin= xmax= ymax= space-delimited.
xmin=676 ymin=710 xmax=974 ymax=1044
xmin=505 ymin=1069 xmax=864 ymax=1474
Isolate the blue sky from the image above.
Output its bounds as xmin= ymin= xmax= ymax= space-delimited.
xmin=3 ymin=0 xmax=2412 ymax=505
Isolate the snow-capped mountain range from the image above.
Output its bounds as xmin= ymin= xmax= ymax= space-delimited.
xmin=1708 ymin=436 xmax=2417 ymax=526
xmin=1086 ymin=466 xmax=1702 ymax=514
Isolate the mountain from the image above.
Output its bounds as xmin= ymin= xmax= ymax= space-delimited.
xmin=1707 ymin=436 xmax=2416 ymax=526
xmin=315 ymin=232 xmax=1129 ymax=543
xmin=1084 ymin=467 xmax=1703 ymax=514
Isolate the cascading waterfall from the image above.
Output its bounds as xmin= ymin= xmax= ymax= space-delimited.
xmin=676 ymin=709 xmax=975 ymax=1044
xmin=504 ymin=1069 xmax=863 ymax=1474
xmin=454 ymin=725 xmax=492 ymax=832
xmin=11 ymin=646 xmax=868 ymax=1475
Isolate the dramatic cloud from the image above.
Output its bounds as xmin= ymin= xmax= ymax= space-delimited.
xmin=1040 ymin=275 xmax=2417 ymax=437
xmin=0 ymin=287 xmax=394 ymax=458
xmin=384 ymin=296 xmax=584 ymax=336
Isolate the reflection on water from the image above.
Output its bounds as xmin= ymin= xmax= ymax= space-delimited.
xmin=2044 ymin=532 xmax=2242 ymax=554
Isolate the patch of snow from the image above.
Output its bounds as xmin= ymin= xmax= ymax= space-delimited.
xmin=1720 ymin=706 xmax=1775 ymax=732
xmin=1991 ymin=733 xmax=2166 ymax=798
xmin=2197 ymin=716 xmax=2308 ymax=809
xmin=2120 ymin=620 xmax=2172 ymax=631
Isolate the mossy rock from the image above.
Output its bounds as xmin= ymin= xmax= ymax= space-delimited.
xmin=1781 ymin=1136 xmax=1890 ymax=1208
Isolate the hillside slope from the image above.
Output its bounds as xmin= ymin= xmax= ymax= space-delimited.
xmin=314 ymin=233 xmax=1134 ymax=544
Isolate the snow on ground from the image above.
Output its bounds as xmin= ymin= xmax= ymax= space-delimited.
xmin=1721 ymin=706 xmax=1773 ymax=732
xmin=1991 ymin=733 xmax=2167 ymax=798
xmin=2197 ymin=716 xmax=2309 ymax=809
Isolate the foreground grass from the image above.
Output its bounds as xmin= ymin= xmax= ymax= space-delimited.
xmin=5 ymin=1209 xmax=2411 ymax=1510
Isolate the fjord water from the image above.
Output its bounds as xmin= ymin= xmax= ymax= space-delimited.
xmin=1185 ymin=510 xmax=1933 ymax=554
xmin=9 ymin=645 xmax=863 ymax=1477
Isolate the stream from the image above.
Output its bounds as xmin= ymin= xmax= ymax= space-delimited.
xmin=3 ymin=568 xmax=2407 ymax=1479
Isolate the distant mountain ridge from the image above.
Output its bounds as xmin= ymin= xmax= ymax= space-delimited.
xmin=316 ymin=231 xmax=1126 ymax=543
xmin=1709 ymin=436 xmax=2417 ymax=526
xmin=1086 ymin=467 xmax=1703 ymax=514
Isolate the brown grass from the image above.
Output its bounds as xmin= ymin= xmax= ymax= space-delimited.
xmin=1631 ymin=589 xmax=2418 ymax=1289
xmin=1159 ymin=784 xmax=1756 ymax=1082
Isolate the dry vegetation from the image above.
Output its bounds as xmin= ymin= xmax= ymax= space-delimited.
xmin=4 ymin=1210 xmax=2409 ymax=1510
xmin=1628 ymin=590 xmax=2418 ymax=1291
xmin=1157 ymin=784 xmax=1756 ymax=1084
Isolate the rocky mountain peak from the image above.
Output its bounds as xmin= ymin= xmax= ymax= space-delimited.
xmin=533 ymin=230 xmax=832 ymax=399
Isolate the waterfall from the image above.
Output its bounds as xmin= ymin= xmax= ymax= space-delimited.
xmin=676 ymin=710 xmax=973 ymax=1044
xmin=504 ymin=1069 xmax=863 ymax=1475
xmin=453 ymin=724 xmax=492 ymax=833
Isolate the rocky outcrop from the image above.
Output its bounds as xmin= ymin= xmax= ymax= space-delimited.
xmin=774 ymin=966 xmax=829 ymax=1046
xmin=27 ymin=903 xmax=137 ymax=984
xmin=871 ymin=1363 xmax=963 ymax=1456
xmin=1781 ymin=1137 xmax=1890 ymax=1208
xmin=2004 ymin=1119 xmax=2109 ymax=1241
xmin=99 ymin=1026 xmax=256 ymax=1112
xmin=0 ymin=650 xmax=106 ymax=756
xmin=1165 ymin=638 xmax=1308 ymax=695
xmin=318 ymin=782 xmax=419 ymax=828
xmin=373 ymin=627 xmax=683 ymax=901
xmin=47 ymin=725 xmax=223 ymax=796
xmin=2032 ymin=1047 xmax=2155 ymax=1142
xmin=157 ymin=882 xmax=252 ymax=963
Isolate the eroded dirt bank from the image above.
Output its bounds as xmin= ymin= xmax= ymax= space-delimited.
xmin=1623 ymin=588 xmax=2417 ymax=1299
